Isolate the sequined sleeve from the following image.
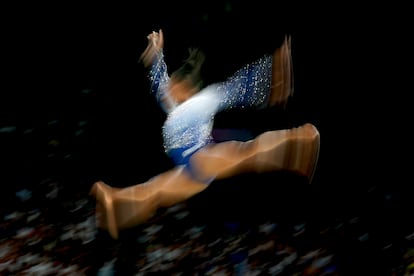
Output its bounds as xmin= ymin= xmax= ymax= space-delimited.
xmin=148 ymin=51 xmax=176 ymax=113
xmin=216 ymin=55 xmax=273 ymax=110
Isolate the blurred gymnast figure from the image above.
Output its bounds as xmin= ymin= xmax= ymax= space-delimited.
xmin=91 ymin=29 xmax=320 ymax=239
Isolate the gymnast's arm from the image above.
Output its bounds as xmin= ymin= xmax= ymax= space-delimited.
xmin=139 ymin=29 xmax=177 ymax=113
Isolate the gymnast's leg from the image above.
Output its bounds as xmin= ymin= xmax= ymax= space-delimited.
xmin=90 ymin=166 xmax=208 ymax=239
xmin=91 ymin=123 xmax=319 ymax=239
xmin=189 ymin=123 xmax=320 ymax=183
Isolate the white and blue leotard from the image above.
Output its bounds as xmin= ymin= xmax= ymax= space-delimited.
xmin=148 ymin=51 xmax=273 ymax=168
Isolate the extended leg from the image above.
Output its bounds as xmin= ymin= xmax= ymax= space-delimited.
xmin=91 ymin=123 xmax=320 ymax=239
xmin=90 ymin=167 xmax=207 ymax=239
xmin=189 ymin=123 xmax=320 ymax=183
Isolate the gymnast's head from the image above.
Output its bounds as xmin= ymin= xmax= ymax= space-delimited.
xmin=169 ymin=48 xmax=205 ymax=104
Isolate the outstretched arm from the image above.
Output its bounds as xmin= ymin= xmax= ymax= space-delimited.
xmin=139 ymin=29 xmax=177 ymax=112
xmin=215 ymin=35 xmax=293 ymax=111
xmin=139 ymin=29 xmax=164 ymax=67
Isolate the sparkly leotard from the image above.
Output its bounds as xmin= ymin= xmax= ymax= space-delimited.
xmin=148 ymin=51 xmax=272 ymax=167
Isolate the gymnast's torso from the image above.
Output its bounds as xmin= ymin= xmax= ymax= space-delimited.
xmin=148 ymin=51 xmax=273 ymax=166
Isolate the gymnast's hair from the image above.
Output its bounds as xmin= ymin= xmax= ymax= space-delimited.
xmin=171 ymin=48 xmax=205 ymax=91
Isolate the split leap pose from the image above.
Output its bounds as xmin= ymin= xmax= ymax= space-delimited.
xmin=91 ymin=29 xmax=320 ymax=239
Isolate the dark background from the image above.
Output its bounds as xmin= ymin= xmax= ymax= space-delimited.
xmin=1 ymin=0 xmax=412 ymax=240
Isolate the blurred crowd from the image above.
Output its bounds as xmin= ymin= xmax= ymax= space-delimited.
xmin=0 ymin=175 xmax=413 ymax=275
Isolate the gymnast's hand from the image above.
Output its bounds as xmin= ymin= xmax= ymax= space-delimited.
xmin=139 ymin=29 xmax=164 ymax=67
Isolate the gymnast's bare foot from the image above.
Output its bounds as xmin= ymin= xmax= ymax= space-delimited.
xmin=287 ymin=123 xmax=320 ymax=183
xmin=238 ymin=123 xmax=319 ymax=183
xmin=90 ymin=181 xmax=119 ymax=239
